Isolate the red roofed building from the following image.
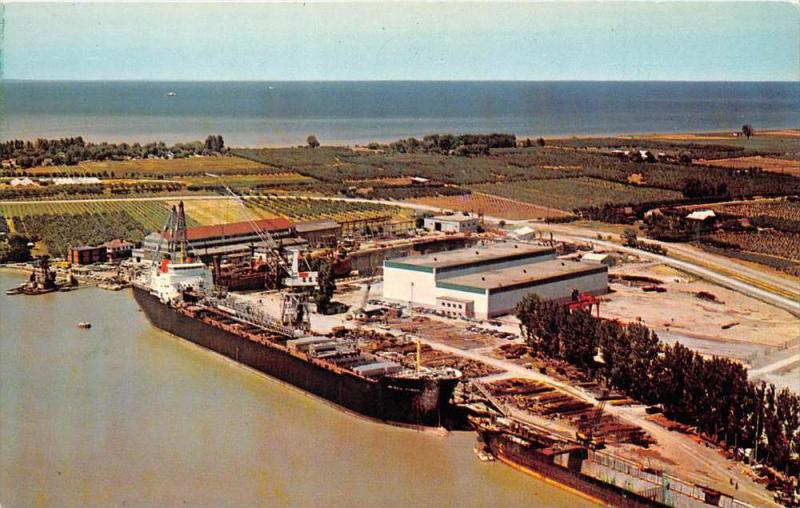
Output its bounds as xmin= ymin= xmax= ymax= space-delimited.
xmin=178 ymin=217 xmax=293 ymax=242
xmin=142 ymin=217 xmax=295 ymax=260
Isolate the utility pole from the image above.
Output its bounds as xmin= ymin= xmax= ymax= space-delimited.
xmin=409 ymin=281 xmax=421 ymax=372
xmin=753 ymin=385 xmax=763 ymax=464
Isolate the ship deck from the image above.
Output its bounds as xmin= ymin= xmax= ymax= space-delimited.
xmin=179 ymin=300 xmax=412 ymax=382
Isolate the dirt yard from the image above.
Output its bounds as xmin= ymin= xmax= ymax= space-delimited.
xmin=602 ymin=263 xmax=798 ymax=349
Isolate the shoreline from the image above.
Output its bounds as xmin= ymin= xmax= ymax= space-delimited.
xmin=0 ymin=264 xmax=33 ymax=274
xmin=2 ymin=128 xmax=797 ymax=151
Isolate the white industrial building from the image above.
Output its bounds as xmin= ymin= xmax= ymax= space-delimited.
xmin=423 ymin=214 xmax=479 ymax=234
xmin=383 ymin=243 xmax=608 ymax=319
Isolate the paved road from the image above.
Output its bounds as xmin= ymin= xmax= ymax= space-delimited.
xmin=0 ymin=194 xmax=446 ymax=210
xmin=556 ymin=234 xmax=799 ymax=315
xmin=541 ymin=222 xmax=799 ymax=300
xmin=749 ymin=353 xmax=800 ymax=377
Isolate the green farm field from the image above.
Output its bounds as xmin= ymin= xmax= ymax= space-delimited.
xmin=0 ymin=200 xmax=183 ymax=231
xmin=0 ymin=197 xmax=410 ymax=229
xmin=24 ymin=155 xmax=272 ymax=177
xmin=470 ymin=177 xmax=683 ymax=211
xmin=171 ymin=197 xmax=411 ymax=225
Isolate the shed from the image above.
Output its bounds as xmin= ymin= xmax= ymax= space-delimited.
xmin=686 ymin=210 xmax=716 ymax=221
xmin=510 ymin=226 xmax=536 ymax=241
xmin=581 ymin=252 xmax=615 ymax=266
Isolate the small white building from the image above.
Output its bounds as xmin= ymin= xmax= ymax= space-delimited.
xmin=509 ymin=225 xmax=536 ymax=241
xmin=423 ymin=214 xmax=479 ymax=234
xmin=10 ymin=177 xmax=35 ymax=187
xmin=581 ymin=252 xmax=615 ymax=266
xmin=686 ymin=210 xmax=716 ymax=221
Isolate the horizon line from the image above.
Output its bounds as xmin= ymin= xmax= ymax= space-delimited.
xmin=2 ymin=78 xmax=798 ymax=84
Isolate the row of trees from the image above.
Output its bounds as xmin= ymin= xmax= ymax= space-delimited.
xmin=0 ymin=182 xmax=186 ymax=201
xmin=682 ymin=177 xmax=729 ymax=199
xmin=516 ymin=295 xmax=799 ymax=475
xmin=0 ymin=184 xmax=105 ymax=200
xmin=203 ymin=135 xmax=225 ymax=152
xmin=387 ymin=133 xmax=516 ymax=155
xmin=2 ymin=135 xmax=226 ymax=169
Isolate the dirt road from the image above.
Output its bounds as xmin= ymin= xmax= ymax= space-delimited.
xmin=400 ymin=327 xmax=781 ymax=508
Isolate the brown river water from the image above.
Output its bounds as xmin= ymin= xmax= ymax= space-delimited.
xmin=0 ymin=271 xmax=595 ymax=508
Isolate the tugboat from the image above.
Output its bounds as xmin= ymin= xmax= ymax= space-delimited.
xmin=5 ymin=256 xmax=60 ymax=296
xmin=5 ymin=285 xmax=25 ymax=295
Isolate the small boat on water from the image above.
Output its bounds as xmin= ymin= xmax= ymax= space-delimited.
xmin=78 ymin=322 xmax=92 ymax=329
xmin=166 ymin=91 xmax=177 ymax=97
xmin=5 ymin=285 xmax=25 ymax=296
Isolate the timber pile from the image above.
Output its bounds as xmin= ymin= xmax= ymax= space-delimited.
xmin=495 ymin=343 xmax=530 ymax=360
xmin=356 ymin=331 xmax=502 ymax=378
xmin=487 ymin=378 xmax=653 ymax=446
xmin=389 ymin=317 xmax=497 ymax=349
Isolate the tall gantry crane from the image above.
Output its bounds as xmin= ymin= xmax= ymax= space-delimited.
xmin=205 ymin=174 xmax=318 ymax=330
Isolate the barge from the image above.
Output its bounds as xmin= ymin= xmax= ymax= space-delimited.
xmin=472 ymin=417 xmax=752 ymax=508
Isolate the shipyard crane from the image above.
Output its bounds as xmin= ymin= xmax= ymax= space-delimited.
xmin=348 ymin=266 xmax=378 ymax=322
xmin=152 ymin=201 xmax=191 ymax=265
xmin=577 ymin=395 xmax=607 ymax=449
xmin=204 ymin=173 xmax=318 ymax=330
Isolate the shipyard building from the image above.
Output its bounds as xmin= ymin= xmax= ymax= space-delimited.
xmin=383 ymin=243 xmax=608 ymax=319
xmin=423 ymin=214 xmax=479 ymax=234
xmin=136 ymin=218 xmax=295 ymax=261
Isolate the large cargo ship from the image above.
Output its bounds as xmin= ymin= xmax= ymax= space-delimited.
xmin=472 ymin=417 xmax=751 ymax=508
xmin=132 ymin=254 xmax=461 ymax=428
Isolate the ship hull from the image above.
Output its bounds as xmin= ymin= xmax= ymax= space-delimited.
xmin=480 ymin=430 xmax=663 ymax=508
xmin=133 ymin=286 xmax=458 ymax=428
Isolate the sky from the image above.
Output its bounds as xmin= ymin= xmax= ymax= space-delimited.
xmin=1 ymin=2 xmax=798 ymax=81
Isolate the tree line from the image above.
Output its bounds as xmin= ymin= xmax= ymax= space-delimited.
xmin=0 ymin=182 xmax=185 ymax=201
xmin=387 ymin=133 xmax=517 ymax=156
xmin=1 ymin=135 xmax=226 ymax=169
xmin=516 ymin=295 xmax=799 ymax=477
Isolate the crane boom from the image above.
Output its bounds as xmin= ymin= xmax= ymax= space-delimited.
xmin=206 ymin=173 xmax=281 ymax=254
xmin=204 ymin=174 xmax=318 ymax=330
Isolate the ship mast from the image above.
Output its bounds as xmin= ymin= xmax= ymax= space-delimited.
xmin=157 ymin=201 xmax=190 ymax=264
xmin=175 ymin=201 xmax=188 ymax=263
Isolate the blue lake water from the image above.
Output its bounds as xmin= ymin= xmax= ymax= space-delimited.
xmin=1 ymin=80 xmax=798 ymax=146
